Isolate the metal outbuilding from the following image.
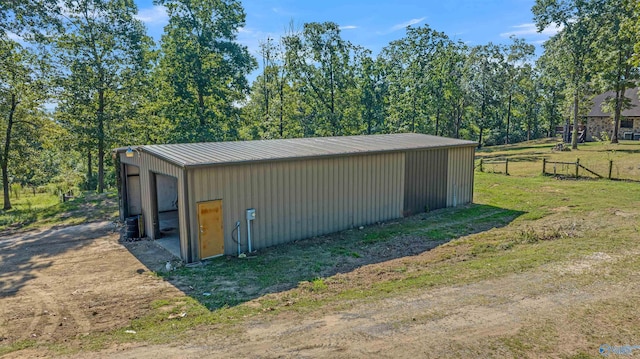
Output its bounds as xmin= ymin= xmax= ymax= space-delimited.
xmin=115 ymin=133 xmax=476 ymax=263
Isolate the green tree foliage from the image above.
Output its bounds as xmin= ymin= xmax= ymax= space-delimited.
xmin=381 ymin=26 xmax=451 ymax=134
xmin=53 ymin=0 xmax=152 ymax=193
xmin=591 ymin=0 xmax=640 ymax=143
xmin=463 ymin=44 xmax=505 ymax=147
xmin=0 ymin=0 xmax=61 ymax=40
xmin=283 ymin=22 xmax=364 ymax=136
xmin=533 ymin=0 xmax=600 ymax=149
xmin=0 ymin=38 xmax=49 ymax=209
xmin=357 ymin=51 xmax=387 ymax=135
xmin=633 ymin=2 xmax=640 ymax=66
xmin=536 ymin=40 xmax=567 ymax=137
xmin=4 ymin=0 xmax=640 ymax=197
xmin=501 ymin=37 xmax=535 ymax=144
xmin=156 ymin=0 xmax=257 ymax=142
xmin=241 ymin=36 xmax=303 ymax=139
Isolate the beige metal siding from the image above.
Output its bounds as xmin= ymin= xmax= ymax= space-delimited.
xmin=403 ymin=149 xmax=448 ymax=216
xmin=189 ymin=152 xmax=405 ymax=256
xmin=120 ymin=152 xmax=190 ymax=260
xmin=446 ymin=146 xmax=475 ymax=207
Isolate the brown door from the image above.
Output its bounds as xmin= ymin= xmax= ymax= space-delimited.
xmin=197 ymin=200 xmax=224 ymax=259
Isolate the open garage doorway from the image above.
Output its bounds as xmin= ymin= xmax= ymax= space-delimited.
xmin=125 ymin=165 xmax=142 ymax=218
xmin=152 ymin=173 xmax=181 ymax=258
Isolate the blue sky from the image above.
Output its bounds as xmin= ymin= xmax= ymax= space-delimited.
xmin=135 ymin=0 xmax=560 ymax=76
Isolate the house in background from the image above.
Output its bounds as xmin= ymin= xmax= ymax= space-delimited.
xmin=586 ymin=88 xmax=640 ymax=141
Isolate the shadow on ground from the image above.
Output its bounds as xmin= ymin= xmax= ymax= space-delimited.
xmin=129 ymin=204 xmax=525 ymax=311
xmin=0 ymin=222 xmax=116 ymax=298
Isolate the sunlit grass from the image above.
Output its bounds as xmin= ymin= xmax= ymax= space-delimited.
xmin=5 ymin=139 xmax=640 ymax=357
xmin=477 ymin=138 xmax=640 ymax=180
xmin=0 ymin=190 xmax=118 ymax=232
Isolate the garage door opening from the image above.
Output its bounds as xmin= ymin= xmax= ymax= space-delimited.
xmin=153 ymin=173 xmax=180 ymax=258
xmin=125 ymin=165 xmax=142 ymax=218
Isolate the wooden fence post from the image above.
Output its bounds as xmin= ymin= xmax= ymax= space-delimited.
xmin=542 ymin=158 xmax=546 ymax=175
xmin=608 ymin=160 xmax=613 ymax=179
xmin=479 ymin=159 xmax=483 ymax=172
xmin=575 ymin=158 xmax=580 ymax=178
xmin=505 ymin=159 xmax=509 ymax=176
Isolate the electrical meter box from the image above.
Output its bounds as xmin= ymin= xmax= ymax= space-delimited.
xmin=246 ymin=208 xmax=256 ymax=221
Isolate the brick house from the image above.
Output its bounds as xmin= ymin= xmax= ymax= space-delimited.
xmin=586 ymin=88 xmax=640 ymax=141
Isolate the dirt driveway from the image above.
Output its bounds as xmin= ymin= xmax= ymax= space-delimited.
xmin=1 ymin=219 xmax=637 ymax=358
xmin=0 ymin=222 xmax=181 ymax=350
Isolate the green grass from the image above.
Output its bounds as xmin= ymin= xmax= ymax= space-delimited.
xmin=158 ymin=202 xmax=520 ymax=311
xmin=477 ymin=138 xmax=640 ymax=180
xmin=64 ymin=171 xmax=639 ymax=354
xmin=0 ymin=190 xmax=119 ymax=232
xmin=5 ymin=139 xmax=640 ymax=357
xmin=0 ymin=340 xmax=37 ymax=357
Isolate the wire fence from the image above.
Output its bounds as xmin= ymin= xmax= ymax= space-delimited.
xmin=476 ymin=157 xmax=640 ymax=181
xmin=477 ymin=158 xmax=509 ymax=176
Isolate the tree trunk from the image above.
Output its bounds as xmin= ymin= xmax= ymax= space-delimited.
xmin=478 ymin=126 xmax=484 ymax=149
xmin=411 ymin=93 xmax=416 ymax=133
xmin=263 ymin=51 xmax=270 ymax=128
xmin=571 ymin=89 xmax=579 ymax=149
xmin=611 ymin=87 xmax=622 ymax=144
xmin=435 ymin=106 xmax=441 ymax=137
xmin=198 ymin=91 xmax=206 ymax=127
xmin=279 ymin=82 xmax=284 ymax=138
xmin=505 ymin=92 xmax=512 ymax=145
xmin=2 ymin=93 xmax=17 ymax=210
xmin=548 ymin=92 xmax=556 ymax=138
xmin=329 ymin=58 xmax=337 ymax=135
xmin=97 ymin=88 xmax=105 ymax=193
xmin=611 ymin=50 xmax=626 ymax=144
xmin=87 ymin=148 xmax=93 ymax=190
xmin=455 ymin=98 xmax=463 ymax=139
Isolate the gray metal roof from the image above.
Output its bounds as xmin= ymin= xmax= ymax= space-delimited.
xmin=136 ymin=133 xmax=476 ymax=168
xmin=588 ymin=88 xmax=640 ymax=117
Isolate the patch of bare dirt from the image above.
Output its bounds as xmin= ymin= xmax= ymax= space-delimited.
xmin=0 ymin=222 xmax=182 ymax=352
xmin=2 ymin=216 xmax=638 ymax=358
xmin=57 ymin=248 xmax=640 ymax=359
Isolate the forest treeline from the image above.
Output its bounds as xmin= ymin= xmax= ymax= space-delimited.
xmin=1 ymin=0 xmax=639 ymax=209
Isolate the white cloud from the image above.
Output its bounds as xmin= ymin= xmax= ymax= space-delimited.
xmin=340 ymin=25 xmax=358 ymax=30
xmin=271 ymin=7 xmax=296 ymax=16
xmin=390 ymin=17 xmax=426 ymax=32
xmin=499 ymin=23 xmax=562 ymax=38
xmin=7 ymin=31 xmax=23 ymax=42
xmin=135 ymin=5 xmax=169 ymax=26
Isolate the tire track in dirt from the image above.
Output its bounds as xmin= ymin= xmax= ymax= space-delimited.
xmin=77 ymin=250 xmax=638 ymax=359
xmin=0 ymin=221 xmax=182 ymax=352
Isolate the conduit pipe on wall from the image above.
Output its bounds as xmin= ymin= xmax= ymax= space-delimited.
xmin=246 ymin=208 xmax=256 ymax=253
xmin=235 ymin=221 xmax=241 ymax=256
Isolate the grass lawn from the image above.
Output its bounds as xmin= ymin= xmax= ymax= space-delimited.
xmin=0 ymin=190 xmax=118 ymax=233
xmin=477 ymin=138 xmax=640 ymax=180
xmin=3 ymin=138 xmax=640 ymax=357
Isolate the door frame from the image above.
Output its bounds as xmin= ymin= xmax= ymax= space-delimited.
xmin=197 ymin=199 xmax=224 ymax=260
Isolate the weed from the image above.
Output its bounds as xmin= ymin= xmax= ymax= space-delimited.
xmin=517 ymin=226 xmax=572 ymax=243
xmin=10 ymin=139 xmax=640 ymax=358
xmin=330 ymin=246 xmax=360 ymax=258
xmin=0 ymin=339 xmax=37 ymax=356
xmin=310 ymin=278 xmax=328 ymax=292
